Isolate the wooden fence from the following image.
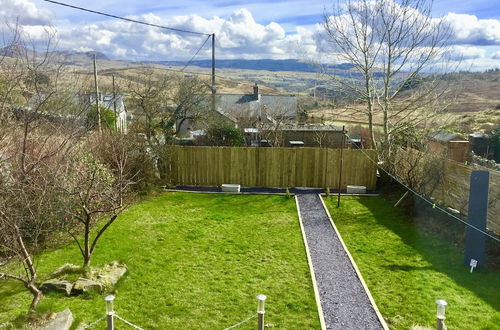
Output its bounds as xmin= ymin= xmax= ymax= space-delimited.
xmin=395 ymin=148 xmax=500 ymax=235
xmin=168 ymin=146 xmax=377 ymax=189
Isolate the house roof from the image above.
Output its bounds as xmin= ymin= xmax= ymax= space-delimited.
xmin=281 ymin=124 xmax=344 ymax=132
xmin=212 ymin=93 xmax=297 ymax=119
xmin=428 ymin=131 xmax=465 ymax=143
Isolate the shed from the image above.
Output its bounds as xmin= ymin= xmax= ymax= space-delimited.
xmin=427 ymin=131 xmax=470 ymax=162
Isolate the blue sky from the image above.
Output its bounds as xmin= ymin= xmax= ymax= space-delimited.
xmin=3 ymin=0 xmax=500 ymax=69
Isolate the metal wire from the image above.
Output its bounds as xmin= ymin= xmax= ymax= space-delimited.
xmin=115 ymin=314 xmax=144 ymax=330
xmin=181 ymin=35 xmax=212 ymax=72
xmin=345 ymin=133 xmax=500 ymax=243
xmin=43 ymin=0 xmax=211 ymax=36
xmin=81 ymin=315 xmax=106 ymax=329
xmin=223 ymin=313 xmax=257 ymax=329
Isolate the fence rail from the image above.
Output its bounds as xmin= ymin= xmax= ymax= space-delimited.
xmin=168 ymin=146 xmax=377 ymax=189
xmin=394 ymin=148 xmax=500 ymax=235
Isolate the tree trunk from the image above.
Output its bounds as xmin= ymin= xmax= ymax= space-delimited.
xmin=27 ymin=283 xmax=42 ymax=311
xmin=367 ymin=112 xmax=376 ymax=149
xmin=83 ymin=220 xmax=91 ymax=268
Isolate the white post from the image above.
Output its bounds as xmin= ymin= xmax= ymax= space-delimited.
xmin=436 ymin=299 xmax=447 ymax=330
xmin=256 ymin=294 xmax=267 ymax=330
xmin=105 ymin=295 xmax=115 ymax=330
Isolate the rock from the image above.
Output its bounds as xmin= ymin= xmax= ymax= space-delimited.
xmin=97 ymin=261 xmax=127 ymax=289
xmin=71 ymin=278 xmax=104 ymax=295
xmin=40 ymin=280 xmax=73 ymax=296
xmin=35 ymin=309 xmax=73 ymax=330
xmin=49 ymin=264 xmax=81 ymax=279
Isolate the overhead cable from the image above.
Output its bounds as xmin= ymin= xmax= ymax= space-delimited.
xmin=43 ymin=0 xmax=211 ymax=36
xmin=344 ymin=133 xmax=500 ymax=243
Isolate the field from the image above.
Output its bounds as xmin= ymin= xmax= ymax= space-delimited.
xmin=0 ymin=193 xmax=320 ymax=329
xmin=324 ymin=196 xmax=500 ymax=330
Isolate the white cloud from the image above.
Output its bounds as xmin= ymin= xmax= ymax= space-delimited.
xmin=446 ymin=46 xmax=486 ymax=60
xmin=444 ymin=13 xmax=500 ymax=46
xmin=2 ymin=0 xmax=500 ymax=70
xmin=0 ymin=0 xmax=52 ymax=25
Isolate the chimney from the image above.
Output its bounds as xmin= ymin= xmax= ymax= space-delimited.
xmin=253 ymin=83 xmax=260 ymax=100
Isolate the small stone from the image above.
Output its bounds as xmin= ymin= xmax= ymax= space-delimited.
xmin=72 ymin=278 xmax=104 ymax=294
xmin=35 ymin=309 xmax=73 ymax=330
xmin=40 ymin=280 xmax=73 ymax=296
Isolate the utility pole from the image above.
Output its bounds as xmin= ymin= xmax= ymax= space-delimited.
xmin=112 ymin=74 xmax=117 ymax=130
xmin=93 ymin=54 xmax=101 ymax=131
xmin=337 ymin=125 xmax=345 ymax=207
xmin=211 ymin=33 xmax=215 ymax=94
xmin=211 ymin=33 xmax=216 ymax=114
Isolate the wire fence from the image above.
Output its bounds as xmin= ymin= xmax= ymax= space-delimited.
xmin=345 ymin=133 xmax=500 ymax=243
xmin=223 ymin=313 xmax=257 ymax=329
xmin=80 ymin=295 xmax=266 ymax=330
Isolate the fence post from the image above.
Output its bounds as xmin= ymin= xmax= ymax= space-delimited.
xmin=435 ymin=299 xmax=447 ymax=330
xmin=256 ymin=294 xmax=267 ymax=330
xmin=105 ymin=295 xmax=115 ymax=330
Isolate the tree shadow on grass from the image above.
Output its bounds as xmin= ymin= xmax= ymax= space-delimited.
xmin=0 ymin=279 xmax=24 ymax=299
xmin=356 ymin=197 xmax=500 ymax=310
xmin=382 ymin=264 xmax=435 ymax=272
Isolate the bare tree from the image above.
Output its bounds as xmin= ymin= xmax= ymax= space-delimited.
xmin=60 ymin=134 xmax=134 ymax=268
xmin=323 ymin=0 xmax=453 ymax=154
xmin=0 ymin=24 xmax=84 ymax=312
xmin=127 ymin=70 xmax=207 ymax=145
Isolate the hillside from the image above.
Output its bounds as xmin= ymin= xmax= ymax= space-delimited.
xmin=1 ymin=48 xmax=498 ymax=134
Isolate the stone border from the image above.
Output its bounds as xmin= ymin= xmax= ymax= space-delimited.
xmin=294 ymin=196 xmax=327 ymax=330
xmin=318 ymin=194 xmax=389 ymax=330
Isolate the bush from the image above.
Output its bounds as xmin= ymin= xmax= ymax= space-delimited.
xmin=489 ymin=127 xmax=500 ymax=163
xmin=206 ymin=123 xmax=244 ymax=146
xmin=88 ymin=131 xmax=160 ymax=192
xmin=86 ymin=105 xmax=116 ymax=130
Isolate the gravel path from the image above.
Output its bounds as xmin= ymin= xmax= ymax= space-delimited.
xmin=297 ymin=194 xmax=383 ymax=330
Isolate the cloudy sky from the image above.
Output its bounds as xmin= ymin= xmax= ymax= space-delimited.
xmin=2 ymin=0 xmax=500 ymax=70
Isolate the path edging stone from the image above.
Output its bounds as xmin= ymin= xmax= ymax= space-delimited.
xmin=318 ymin=194 xmax=389 ymax=330
xmin=295 ymin=196 xmax=327 ymax=330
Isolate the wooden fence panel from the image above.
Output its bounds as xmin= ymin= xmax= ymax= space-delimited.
xmin=168 ymin=146 xmax=377 ymax=190
xmin=394 ymin=147 xmax=499 ymax=235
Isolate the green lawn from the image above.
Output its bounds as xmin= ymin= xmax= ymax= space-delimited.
xmin=0 ymin=192 xmax=320 ymax=329
xmin=324 ymin=196 xmax=500 ymax=330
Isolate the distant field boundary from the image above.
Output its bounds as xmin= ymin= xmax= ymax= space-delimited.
xmin=167 ymin=146 xmax=377 ymax=190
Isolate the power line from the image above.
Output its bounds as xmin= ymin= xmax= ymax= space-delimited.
xmin=344 ymin=133 xmax=500 ymax=243
xmin=181 ymin=35 xmax=211 ymax=72
xmin=42 ymin=0 xmax=211 ymax=36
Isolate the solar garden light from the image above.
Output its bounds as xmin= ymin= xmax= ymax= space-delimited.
xmin=105 ymin=295 xmax=115 ymax=330
xmin=256 ymin=294 xmax=267 ymax=330
xmin=435 ymin=299 xmax=447 ymax=330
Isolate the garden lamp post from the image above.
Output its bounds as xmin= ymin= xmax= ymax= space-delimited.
xmin=256 ymin=294 xmax=267 ymax=330
xmin=436 ymin=299 xmax=447 ymax=330
xmin=105 ymin=295 xmax=115 ymax=330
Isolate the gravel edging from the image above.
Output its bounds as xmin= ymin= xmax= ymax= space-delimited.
xmin=297 ymin=194 xmax=385 ymax=330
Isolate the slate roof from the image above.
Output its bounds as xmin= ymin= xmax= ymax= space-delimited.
xmin=428 ymin=131 xmax=466 ymax=143
xmin=211 ymin=93 xmax=297 ymax=119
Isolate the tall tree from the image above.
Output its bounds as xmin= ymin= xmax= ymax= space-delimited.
xmin=323 ymin=0 xmax=453 ymax=155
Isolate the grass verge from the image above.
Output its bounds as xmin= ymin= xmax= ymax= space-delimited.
xmin=0 ymin=192 xmax=320 ymax=329
xmin=324 ymin=196 xmax=499 ymax=330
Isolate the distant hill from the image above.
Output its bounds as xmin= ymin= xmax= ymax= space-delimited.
xmin=55 ymin=50 xmax=109 ymax=61
xmin=0 ymin=45 xmax=109 ymax=63
xmin=149 ymin=59 xmax=354 ymax=73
